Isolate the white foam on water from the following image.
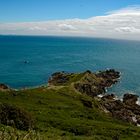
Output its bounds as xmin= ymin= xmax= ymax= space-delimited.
xmin=136 ymin=97 xmax=140 ymax=105
xmin=97 ymin=94 xmax=104 ymax=98
xmin=132 ymin=116 xmax=137 ymax=123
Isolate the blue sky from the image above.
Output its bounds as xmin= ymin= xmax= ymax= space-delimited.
xmin=0 ymin=0 xmax=140 ymax=40
xmin=0 ymin=0 xmax=140 ymax=22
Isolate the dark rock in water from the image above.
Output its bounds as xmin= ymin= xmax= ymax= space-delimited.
xmin=123 ymin=94 xmax=138 ymax=105
xmin=96 ymin=69 xmax=120 ymax=87
xmin=97 ymin=69 xmax=120 ymax=79
xmin=0 ymin=103 xmax=34 ymax=130
xmin=0 ymin=83 xmax=9 ymax=90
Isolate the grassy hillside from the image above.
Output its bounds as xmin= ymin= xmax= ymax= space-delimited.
xmin=0 ymin=72 xmax=140 ymax=140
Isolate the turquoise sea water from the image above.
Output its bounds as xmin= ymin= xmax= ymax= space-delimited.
xmin=0 ymin=35 xmax=140 ymax=96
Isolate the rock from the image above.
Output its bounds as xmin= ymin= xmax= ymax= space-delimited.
xmin=48 ymin=72 xmax=71 ymax=86
xmin=123 ymin=94 xmax=138 ymax=105
xmin=101 ymin=93 xmax=140 ymax=125
xmin=112 ymin=109 xmax=135 ymax=124
xmin=101 ymin=94 xmax=116 ymax=101
xmin=0 ymin=83 xmax=9 ymax=90
xmin=48 ymin=69 xmax=120 ymax=97
xmin=74 ymin=69 xmax=120 ymax=97
xmin=102 ymin=99 xmax=136 ymax=124
xmin=74 ymin=82 xmax=105 ymax=97
xmin=102 ymin=100 xmax=124 ymax=112
xmin=97 ymin=69 xmax=120 ymax=79
xmin=96 ymin=69 xmax=120 ymax=88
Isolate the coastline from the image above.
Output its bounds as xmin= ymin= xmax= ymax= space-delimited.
xmin=0 ymin=69 xmax=140 ymax=139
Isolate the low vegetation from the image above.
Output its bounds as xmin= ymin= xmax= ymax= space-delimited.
xmin=0 ymin=70 xmax=140 ymax=139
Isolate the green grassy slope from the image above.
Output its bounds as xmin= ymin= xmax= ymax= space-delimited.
xmin=0 ymin=73 xmax=140 ymax=139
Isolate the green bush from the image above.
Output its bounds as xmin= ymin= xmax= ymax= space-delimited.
xmin=0 ymin=103 xmax=34 ymax=130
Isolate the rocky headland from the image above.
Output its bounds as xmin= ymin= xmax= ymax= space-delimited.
xmin=0 ymin=69 xmax=140 ymax=131
xmin=48 ymin=69 xmax=140 ymax=126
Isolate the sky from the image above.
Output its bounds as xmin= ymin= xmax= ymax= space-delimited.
xmin=0 ymin=0 xmax=140 ymax=40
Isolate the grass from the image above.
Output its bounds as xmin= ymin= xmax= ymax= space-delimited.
xmin=0 ymin=73 xmax=140 ymax=139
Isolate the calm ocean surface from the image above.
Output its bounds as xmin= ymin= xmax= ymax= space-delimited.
xmin=0 ymin=35 xmax=140 ymax=96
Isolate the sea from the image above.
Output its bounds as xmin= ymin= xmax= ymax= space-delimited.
xmin=0 ymin=35 xmax=140 ymax=96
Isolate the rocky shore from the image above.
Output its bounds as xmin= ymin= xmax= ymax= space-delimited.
xmin=1 ymin=69 xmax=140 ymax=126
xmin=48 ymin=69 xmax=120 ymax=97
xmin=48 ymin=69 xmax=140 ymax=125
xmin=101 ymin=93 xmax=140 ymax=125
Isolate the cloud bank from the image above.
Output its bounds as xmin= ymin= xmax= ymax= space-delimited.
xmin=1 ymin=6 xmax=140 ymax=40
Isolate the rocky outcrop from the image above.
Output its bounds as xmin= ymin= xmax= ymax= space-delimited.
xmin=123 ymin=94 xmax=138 ymax=105
xmin=74 ymin=69 xmax=120 ymax=97
xmin=101 ymin=93 xmax=140 ymax=125
xmin=48 ymin=69 xmax=120 ymax=97
xmin=48 ymin=72 xmax=72 ymax=86
xmin=48 ymin=69 xmax=140 ymax=125
xmin=96 ymin=69 xmax=120 ymax=87
xmin=0 ymin=83 xmax=9 ymax=91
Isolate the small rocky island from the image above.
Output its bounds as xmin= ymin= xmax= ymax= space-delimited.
xmin=48 ymin=69 xmax=140 ymax=125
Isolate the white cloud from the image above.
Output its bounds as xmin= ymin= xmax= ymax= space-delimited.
xmin=29 ymin=26 xmax=47 ymax=31
xmin=107 ymin=5 xmax=140 ymax=15
xmin=58 ymin=24 xmax=77 ymax=31
xmin=115 ymin=27 xmax=140 ymax=33
xmin=1 ymin=5 xmax=140 ymax=40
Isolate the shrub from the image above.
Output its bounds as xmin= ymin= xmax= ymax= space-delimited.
xmin=0 ymin=103 xmax=34 ymax=130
